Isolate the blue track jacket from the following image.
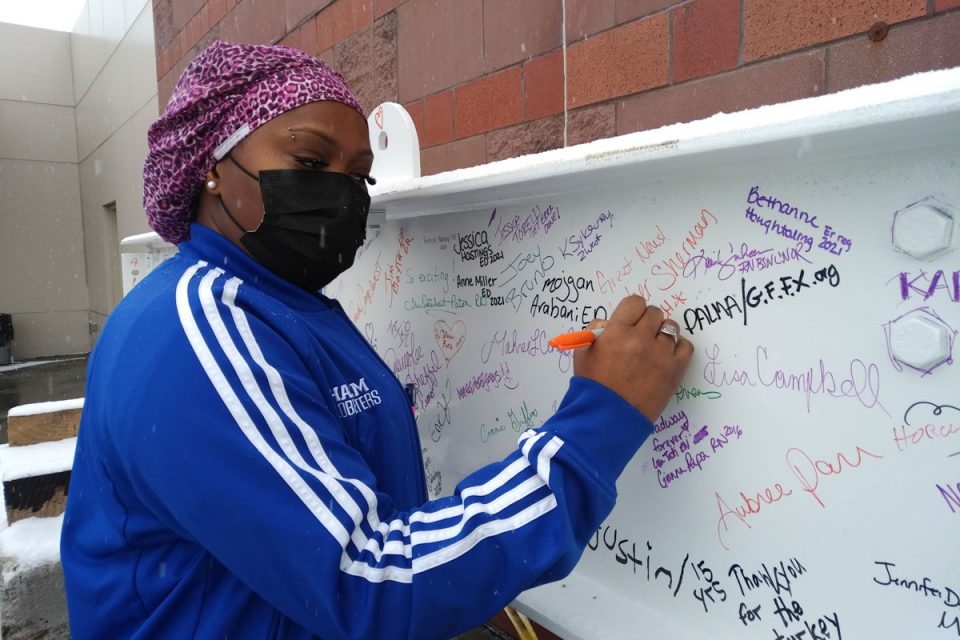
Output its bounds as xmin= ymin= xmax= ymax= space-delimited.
xmin=62 ymin=224 xmax=654 ymax=639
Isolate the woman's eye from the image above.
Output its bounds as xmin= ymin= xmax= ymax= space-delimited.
xmin=295 ymin=156 xmax=375 ymax=186
xmin=295 ymin=156 xmax=327 ymax=170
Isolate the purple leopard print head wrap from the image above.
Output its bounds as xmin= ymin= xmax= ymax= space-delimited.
xmin=143 ymin=40 xmax=365 ymax=244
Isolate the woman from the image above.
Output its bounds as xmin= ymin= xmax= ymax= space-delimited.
xmin=61 ymin=40 xmax=692 ymax=639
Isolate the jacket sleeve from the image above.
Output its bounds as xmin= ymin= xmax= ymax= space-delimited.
xmin=115 ymin=268 xmax=653 ymax=640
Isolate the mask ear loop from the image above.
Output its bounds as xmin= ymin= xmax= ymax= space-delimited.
xmin=216 ymin=153 xmax=262 ymax=233
xmin=226 ymin=153 xmax=260 ymax=182
xmin=217 ymin=194 xmax=251 ymax=234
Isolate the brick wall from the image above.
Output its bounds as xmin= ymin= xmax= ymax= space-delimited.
xmin=152 ymin=0 xmax=960 ymax=177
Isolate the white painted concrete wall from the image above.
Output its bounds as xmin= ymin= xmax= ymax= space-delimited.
xmin=0 ymin=0 xmax=159 ymax=360
xmin=0 ymin=24 xmax=88 ymax=360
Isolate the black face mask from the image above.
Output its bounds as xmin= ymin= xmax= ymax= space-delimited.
xmin=218 ymin=155 xmax=371 ymax=291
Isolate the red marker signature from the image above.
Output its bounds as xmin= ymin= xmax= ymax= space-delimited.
xmin=785 ymin=444 xmax=884 ymax=508
xmin=714 ymin=481 xmax=793 ymax=550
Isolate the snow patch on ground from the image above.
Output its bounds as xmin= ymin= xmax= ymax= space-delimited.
xmin=0 ymin=515 xmax=63 ymax=581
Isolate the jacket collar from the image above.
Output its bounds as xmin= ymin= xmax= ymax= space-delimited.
xmin=177 ymin=223 xmax=339 ymax=313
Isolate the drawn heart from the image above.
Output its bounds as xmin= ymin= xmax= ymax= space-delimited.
xmin=374 ymin=105 xmax=384 ymax=130
xmin=434 ymin=320 xmax=466 ymax=363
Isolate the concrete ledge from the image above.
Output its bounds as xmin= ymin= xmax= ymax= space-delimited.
xmin=1 ymin=562 xmax=69 ymax=640
xmin=0 ymin=515 xmax=68 ymax=640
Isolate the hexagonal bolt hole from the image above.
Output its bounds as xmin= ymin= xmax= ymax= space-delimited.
xmin=889 ymin=312 xmax=952 ymax=372
xmin=891 ymin=198 xmax=956 ymax=261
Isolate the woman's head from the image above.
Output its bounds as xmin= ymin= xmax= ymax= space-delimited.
xmin=143 ymin=40 xmax=369 ymax=246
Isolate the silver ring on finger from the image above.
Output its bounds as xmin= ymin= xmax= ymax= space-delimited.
xmin=657 ymin=322 xmax=679 ymax=346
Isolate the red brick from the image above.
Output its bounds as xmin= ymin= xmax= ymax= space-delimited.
xmin=486 ymin=114 xmax=563 ymax=162
xmin=200 ymin=5 xmax=210 ymax=33
xmin=183 ymin=20 xmax=197 ymax=51
xmin=331 ymin=12 xmax=397 ymax=112
xmin=170 ymin=40 xmax=182 ymax=69
xmin=397 ymin=0 xmax=483 ymax=101
xmin=567 ymin=102 xmax=616 ymax=146
xmin=156 ymin=38 xmax=180 ymax=77
xmin=615 ymin=0 xmax=677 ymax=24
xmin=219 ymin=0 xmax=286 ymax=44
xmin=153 ymin=0 xmax=175 ymax=51
xmin=158 ymin=53 xmax=191 ymax=109
xmin=421 ymin=135 xmax=487 ymax=175
xmin=299 ymin=16 xmax=320 ymax=53
xmin=352 ymin=0 xmax=373 ymax=30
xmin=280 ymin=20 xmax=317 ymax=55
xmin=176 ymin=29 xmax=188 ymax=57
xmin=155 ymin=50 xmax=166 ymax=79
xmin=285 ymin=0 xmax=334 ymax=31
xmin=403 ymin=99 xmax=425 ymax=143
xmin=208 ymin=0 xmax=229 ymax=25
xmin=827 ymin=11 xmax=960 ymax=92
xmin=523 ymin=50 xmax=563 ymax=120
xmin=316 ymin=47 xmax=335 ymax=65
xmin=482 ymin=0 xmax=562 ymax=72
xmin=159 ymin=72 xmax=177 ymax=112
xmin=155 ymin=48 xmax=166 ymax=77
xmin=316 ymin=0 xmax=355 ymax=52
xmin=172 ymin=0 xmax=204 ymax=33
xmin=280 ymin=22 xmax=305 ymax=51
xmin=184 ymin=6 xmax=208 ymax=51
xmin=935 ymin=0 xmax=960 ymax=9
xmin=568 ymin=14 xmax=669 ymax=108
xmin=673 ymin=0 xmax=740 ymax=82
xmin=566 ymin=0 xmax=615 ymax=42
xmin=617 ymin=49 xmax=825 ymax=134
xmin=279 ymin=22 xmax=302 ymax=50
xmin=374 ymin=0 xmax=403 ymax=17
xmin=423 ymin=90 xmax=454 ymax=147
xmin=454 ymin=66 xmax=523 ymax=139
xmin=171 ymin=38 xmax=184 ymax=65
xmin=195 ymin=22 xmax=221 ymax=54
xmin=744 ymin=0 xmax=925 ymax=62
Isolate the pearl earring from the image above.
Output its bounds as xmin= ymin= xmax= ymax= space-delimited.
xmin=206 ymin=180 xmax=217 ymax=190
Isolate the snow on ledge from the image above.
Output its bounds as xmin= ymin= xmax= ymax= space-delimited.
xmin=0 ymin=438 xmax=77 ymax=482
xmin=7 ymin=398 xmax=84 ymax=417
xmin=0 ymin=515 xmax=64 ymax=580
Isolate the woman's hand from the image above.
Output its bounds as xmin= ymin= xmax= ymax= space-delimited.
xmin=573 ymin=296 xmax=693 ymax=422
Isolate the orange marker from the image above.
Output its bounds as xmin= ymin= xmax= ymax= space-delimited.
xmin=548 ymin=328 xmax=603 ymax=350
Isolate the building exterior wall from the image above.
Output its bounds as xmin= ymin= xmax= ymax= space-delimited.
xmin=73 ymin=0 xmax=159 ymax=333
xmin=2 ymin=1 xmax=958 ymax=360
xmin=153 ymin=0 xmax=960 ymax=178
xmin=0 ymin=24 xmax=88 ymax=360
xmin=0 ymin=0 xmax=158 ymax=361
